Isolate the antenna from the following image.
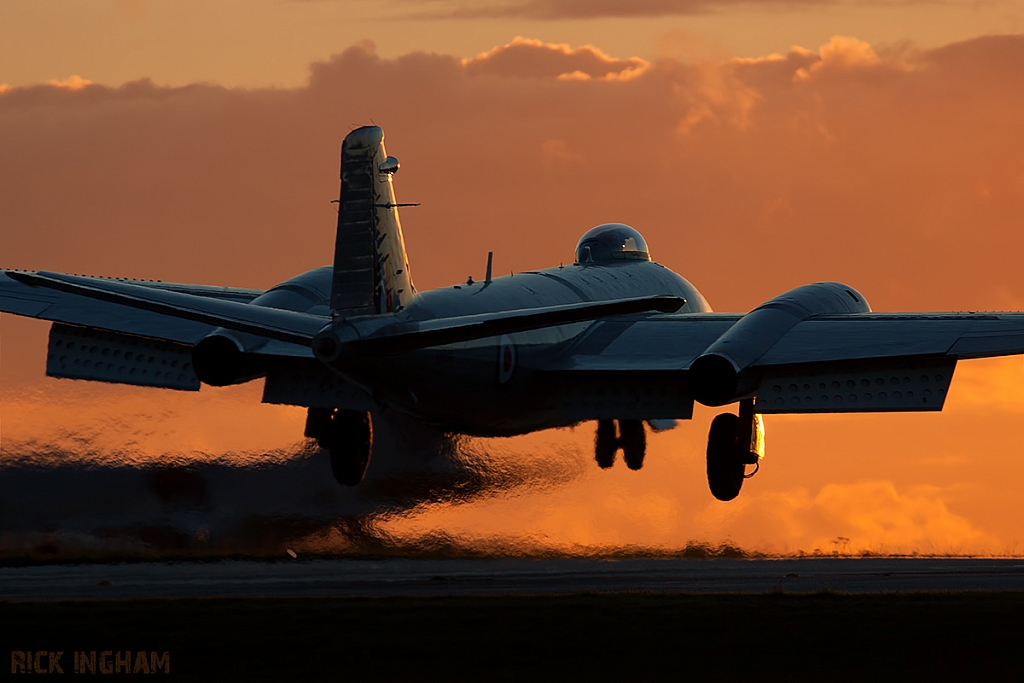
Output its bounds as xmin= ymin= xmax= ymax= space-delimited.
xmin=484 ymin=251 xmax=493 ymax=285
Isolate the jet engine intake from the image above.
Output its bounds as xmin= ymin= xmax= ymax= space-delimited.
xmin=689 ymin=282 xmax=870 ymax=406
xmin=191 ymin=332 xmax=266 ymax=387
xmin=193 ymin=266 xmax=336 ymax=387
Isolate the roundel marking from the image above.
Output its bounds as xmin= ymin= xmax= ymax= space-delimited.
xmin=498 ymin=334 xmax=517 ymax=385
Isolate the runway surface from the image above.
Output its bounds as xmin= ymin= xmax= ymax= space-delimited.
xmin=4 ymin=557 xmax=1024 ymax=600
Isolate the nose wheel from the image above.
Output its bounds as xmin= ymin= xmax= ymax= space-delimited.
xmin=594 ymin=419 xmax=647 ymax=470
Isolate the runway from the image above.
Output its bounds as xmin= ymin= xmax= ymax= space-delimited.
xmin=4 ymin=557 xmax=1024 ymax=600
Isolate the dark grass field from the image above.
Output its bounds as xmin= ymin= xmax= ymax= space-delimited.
xmin=4 ymin=592 xmax=1024 ymax=681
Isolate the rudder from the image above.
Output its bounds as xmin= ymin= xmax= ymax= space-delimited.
xmin=330 ymin=126 xmax=415 ymax=317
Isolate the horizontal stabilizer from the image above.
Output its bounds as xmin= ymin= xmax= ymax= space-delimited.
xmin=346 ymin=295 xmax=686 ymax=354
xmin=5 ymin=271 xmax=327 ymax=346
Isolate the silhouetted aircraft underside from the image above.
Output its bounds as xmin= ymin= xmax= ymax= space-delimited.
xmin=3 ymin=126 xmax=1022 ymax=500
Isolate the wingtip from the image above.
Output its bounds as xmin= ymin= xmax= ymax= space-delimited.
xmin=3 ymin=270 xmax=40 ymax=287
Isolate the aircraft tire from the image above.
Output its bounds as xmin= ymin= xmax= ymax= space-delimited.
xmin=619 ymin=419 xmax=646 ymax=470
xmin=706 ymin=412 xmax=744 ymax=501
xmin=324 ymin=410 xmax=373 ymax=486
xmin=595 ymin=419 xmax=617 ymax=469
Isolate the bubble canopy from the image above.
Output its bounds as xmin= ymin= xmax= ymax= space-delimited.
xmin=575 ymin=224 xmax=651 ymax=264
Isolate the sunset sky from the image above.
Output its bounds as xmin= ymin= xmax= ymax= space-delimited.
xmin=2 ymin=0 xmax=1024 ymax=556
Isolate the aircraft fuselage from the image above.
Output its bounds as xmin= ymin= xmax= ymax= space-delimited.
xmin=327 ymin=259 xmax=709 ymax=435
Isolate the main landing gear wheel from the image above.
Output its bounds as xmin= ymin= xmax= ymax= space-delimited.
xmin=306 ymin=408 xmax=373 ymax=486
xmin=594 ymin=419 xmax=647 ymax=470
xmin=595 ymin=420 xmax=617 ymax=469
xmin=619 ymin=420 xmax=646 ymax=471
xmin=706 ymin=413 xmax=745 ymax=501
xmin=706 ymin=400 xmax=765 ymax=501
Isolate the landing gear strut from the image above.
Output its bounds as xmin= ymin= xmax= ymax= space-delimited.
xmin=706 ymin=399 xmax=764 ymax=501
xmin=594 ymin=419 xmax=647 ymax=470
xmin=306 ymin=408 xmax=373 ymax=486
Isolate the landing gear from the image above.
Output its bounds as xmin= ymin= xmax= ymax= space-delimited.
xmin=595 ymin=420 xmax=617 ymax=469
xmin=706 ymin=399 xmax=764 ymax=501
xmin=706 ymin=413 xmax=744 ymax=501
xmin=306 ymin=408 xmax=373 ymax=486
xmin=620 ymin=420 xmax=646 ymax=470
xmin=594 ymin=419 xmax=647 ymax=470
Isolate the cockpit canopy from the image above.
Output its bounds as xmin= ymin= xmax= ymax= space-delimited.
xmin=575 ymin=224 xmax=651 ymax=264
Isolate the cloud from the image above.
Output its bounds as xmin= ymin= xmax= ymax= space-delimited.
xmin=2 ymin=34 xmax=1021 ymax=320
xmin=2 ymin=33 xmax=1022 ymax=329
xmin=463 ymin=37 xmax=649 ymax=80
xmin=794 ymin=36 xmax=877 ymax=78
xmin=45 ymin=75 xmax=94 ymax=90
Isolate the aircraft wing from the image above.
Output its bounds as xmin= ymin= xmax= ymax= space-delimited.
xmin=560 ymin=314 xmax=744 ymax=371
xmin=751 ymin=313 xmax=1024 ymax=365
xmin=2 ymin=270 xmax=326 ymax=346
xmin=0 ymin=270 xmax=264 ymax=345
xmin=559 ymin=311 xmax=1024 ymax=413
xmin=750 ymin=312 xmax=1024 ymax=413
xmin=0 ymin=270 xmax=333 ymax=398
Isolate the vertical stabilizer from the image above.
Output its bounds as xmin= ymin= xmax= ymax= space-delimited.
xmin=330 ymin=126 xmax=416 ymax=317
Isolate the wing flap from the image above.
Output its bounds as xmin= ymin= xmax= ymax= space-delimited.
xmin=948 ymin=332 xmax=1024 ymax=358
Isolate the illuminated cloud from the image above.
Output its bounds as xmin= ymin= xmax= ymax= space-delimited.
xmin=793 ymin=36 xmax=891 ymax=81
xmin=46 ymin=75 xmax=94 ymax=90
xmin=463 ymin=36 xmax=649 ymax=80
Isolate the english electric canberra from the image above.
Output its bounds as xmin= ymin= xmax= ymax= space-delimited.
xmin=3 ymin=127 xmax=1022 ymax=500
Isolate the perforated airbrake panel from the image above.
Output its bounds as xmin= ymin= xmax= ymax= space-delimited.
xmin=754 ymin=357 xmax=956 ymax=413
xmin=47 ymin=323 xmax=200 ymax=391
xmin=262 ymin=360 xmax=375 ymax=410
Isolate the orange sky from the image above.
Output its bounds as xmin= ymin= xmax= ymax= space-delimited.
xmin=2 ymin=0 xmax=1022 ymax=87
xmin=2 ymin=8 xmax=1024 ymax=555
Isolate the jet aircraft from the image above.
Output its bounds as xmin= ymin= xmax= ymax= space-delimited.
xmin=2 ymin=126 xmax=1022 ymax=500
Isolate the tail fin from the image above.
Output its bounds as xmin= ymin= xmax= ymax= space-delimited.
xmin=330 ymin=126 xmax=416 ymax=317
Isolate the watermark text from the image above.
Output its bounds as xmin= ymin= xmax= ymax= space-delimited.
xmin=10 ymin=650 xmax=169 ymax=675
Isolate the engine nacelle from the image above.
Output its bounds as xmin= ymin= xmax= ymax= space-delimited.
xmin=689 ymin=282 xmax=870 ymax=406
xmin=192 ymin=266 xmax=332 ymax=387
xmin=191 ymin=332 xmax=266 ymax=387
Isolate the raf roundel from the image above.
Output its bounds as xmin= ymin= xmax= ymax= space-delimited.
xmin=498 ymin=335 xmax=517 ymax=385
